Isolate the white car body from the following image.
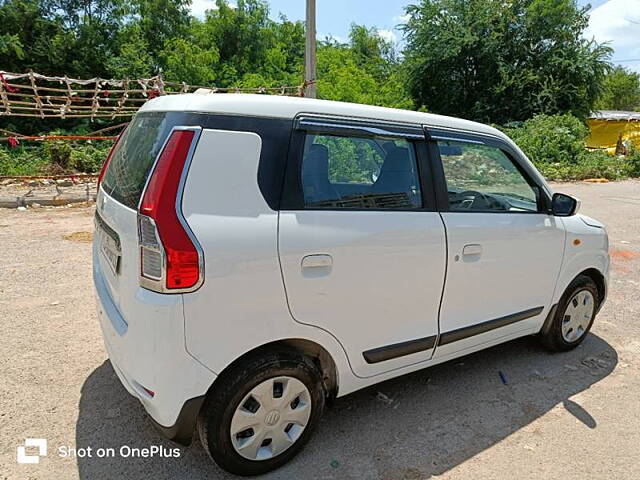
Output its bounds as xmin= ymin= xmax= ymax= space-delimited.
xmin=93 ymin=93 xmax=609 ymax=446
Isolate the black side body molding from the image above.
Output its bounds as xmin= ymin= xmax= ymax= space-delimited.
xmin=363 ymin=335 xmax=437 ymax=364
xmin=438 ymin=306 xmax=544 ymax=346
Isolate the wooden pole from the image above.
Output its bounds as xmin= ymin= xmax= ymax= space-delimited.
xmin=305 ymin=0 xmax=317 ymax=98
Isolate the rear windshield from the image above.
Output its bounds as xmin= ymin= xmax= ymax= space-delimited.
xmin=101 ymin=112 xmax=178 ymax=209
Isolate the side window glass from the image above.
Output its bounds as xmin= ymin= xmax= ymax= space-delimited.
xmin=437 ymin=141 xmax=539 ymax=212
xmin=301 ymin=133 xmax=422 ymax=209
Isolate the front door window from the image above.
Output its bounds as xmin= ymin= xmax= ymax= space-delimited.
xmin=437 ymin=141 xmax=539 ymax=212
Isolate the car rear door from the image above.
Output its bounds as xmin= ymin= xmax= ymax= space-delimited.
xmin=94 ymin=112 xmax=200 ymax=385
xmin=427 ymin=128 xmax=565 ymax=357
xmin=96 ymin=112 xmax=185 ymax=316
xmin=278 ymin=117 xmax=447 ymax=378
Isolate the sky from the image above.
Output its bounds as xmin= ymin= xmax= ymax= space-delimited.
xmin=190 ymin=0 xmax=640 ymax=72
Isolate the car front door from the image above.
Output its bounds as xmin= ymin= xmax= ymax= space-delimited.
xmin=278 ymin=117 xmax=446 ymax=377
xmin=429 ymin=129 xmax=565 ymax=357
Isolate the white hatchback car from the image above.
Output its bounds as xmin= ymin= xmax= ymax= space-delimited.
xmin=93 ymin=93 xmax=609 ymax=475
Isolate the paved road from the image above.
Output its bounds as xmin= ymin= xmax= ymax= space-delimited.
xmin=1 ymin=181 xmax=639 ymax=479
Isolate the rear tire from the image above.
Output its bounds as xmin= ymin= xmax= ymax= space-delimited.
xmin=540 ymin=274 xmax=599 ymax=351
xmin=197 ymin=350 xmax=325 ymax=476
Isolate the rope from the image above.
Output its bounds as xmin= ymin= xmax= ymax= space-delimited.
xmin=0 ymin=135 xmax=117 ymax=141
xmin=0 ymin=70 xmax=305 ymax=118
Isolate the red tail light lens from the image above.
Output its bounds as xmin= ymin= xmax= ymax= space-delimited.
xmin=139 ymin=129 xmax=201 ymax=290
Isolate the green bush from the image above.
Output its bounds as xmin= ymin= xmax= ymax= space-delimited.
xmin=502 ymin=114 xmax=588 ymax=165
xmin=43 ymin=140 xmax=73 ymax=169
xmin=70 ymin=143 xmax=112 ymax=173
xmin=0 ymin=141 xmax=112 ymax=176
xmin=628 ymin=141 xmax=640 ymax=177
xmin=0 ymin=146 xmax=49 ymax=176
xmin=538 ymin=151 xmax=631 ymax=181
xmin=503 ymin=113 xmax=639 ymax=181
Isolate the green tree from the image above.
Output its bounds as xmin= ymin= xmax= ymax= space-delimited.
xmin=161 ymin=35 xmax=219 ymax=85
xmin=595 ymin=66 xmax=640 ymax=111
xmin=107 ymin=25 xmax=153 ymax=78
xmin=0 ymin=0 xmax=72 ymax=75
xmin=133 ymin=0 xmax=190 ymax=60
xmin=40 ymin=0 xmax=128 ymax=77
xmin=194 ymin=0 xmax=304 ymax=87
xmin=316 ymin=26 xmax=413 ymax=109
xmin=0 ymin=33 xmax=24 ymax=61
xmin=402 ymin=0 xmax=612 ymax=123
xmin=349 ymin=24 xmax=396 ymax=80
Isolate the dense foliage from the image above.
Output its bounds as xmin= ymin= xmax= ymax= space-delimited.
xmin=0 ymin=0 xmax=638 ymax=181
xmin=402 ymin=0 xmax=612 ymax=124
xmin=503 ymin=114 xmax=640 ymax=180
xmin=316 ymin=27 xmax=412 ymax=109
xmin=0 ymin=139 xmax=111 ymax=175
xmin=5 ymin=113 xmax=637 ymax=182
xmin=0 ymin=0 xmax=409 ymax=100
xmin=595 ymin=67 xmax=640 ymax=112
xmin=0 ymin=0 xmax=413 ymax=136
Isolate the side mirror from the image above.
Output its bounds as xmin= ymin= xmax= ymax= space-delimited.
xmin=551 ymin=192 xmax=580 ymax=217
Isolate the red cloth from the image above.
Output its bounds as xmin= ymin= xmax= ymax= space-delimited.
xmin=0 ymin=73 xmax=17 ymax=93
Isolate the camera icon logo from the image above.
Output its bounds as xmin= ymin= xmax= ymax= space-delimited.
xmin=16 ymin=438 xmax=47 ymax=464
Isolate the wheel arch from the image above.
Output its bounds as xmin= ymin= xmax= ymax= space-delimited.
xmin=202 ymin=338 xmax=339 ymax=404
xmin=542 ymin=267 xmax=607 ymax=336
xmin=579 ymin=267 xmax=606 ymax=309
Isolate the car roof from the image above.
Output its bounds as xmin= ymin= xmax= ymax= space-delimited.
xmin=139 ymin=92 xmax=505 ymax=139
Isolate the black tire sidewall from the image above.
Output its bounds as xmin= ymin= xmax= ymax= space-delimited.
xmin=551 ymin=275 xmax=599 ymax=350
xmin=198 ymin=352 xmax=325 ymax=476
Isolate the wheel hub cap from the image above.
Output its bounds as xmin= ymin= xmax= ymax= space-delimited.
xmin=561 ymin=289 xmax=595 ymax=342
xmin=230 ymin=376 xmax=312 ymax=461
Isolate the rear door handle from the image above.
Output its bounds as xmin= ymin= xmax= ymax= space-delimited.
xmin=301 ymin=254 xmax=333 ymax=269
xmin=462 ymin=244 xmax=482 ymax=256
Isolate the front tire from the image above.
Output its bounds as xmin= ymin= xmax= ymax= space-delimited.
xmin=540 ymin=274 xmax=599 ymax=351
xmin=197 ymin=350 xmax=325 ymax=476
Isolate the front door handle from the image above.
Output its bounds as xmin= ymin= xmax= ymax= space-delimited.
xmin=301 ymin=254 xmax=333 ymax=269
xmin=462 ymin=244 xmax=482 ymax=256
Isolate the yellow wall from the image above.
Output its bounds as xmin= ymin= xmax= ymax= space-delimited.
xmin=586 ymin=119 xmax=640 ymax=154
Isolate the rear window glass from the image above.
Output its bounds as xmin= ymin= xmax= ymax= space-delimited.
xmin=300 ymin=133 xmax=422 ymax=209
xmin=101 ymin=112 xmax=178 ymax=209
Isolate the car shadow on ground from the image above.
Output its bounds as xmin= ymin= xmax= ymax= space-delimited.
xmin=76 ymin=333 xmax=617 ymax=479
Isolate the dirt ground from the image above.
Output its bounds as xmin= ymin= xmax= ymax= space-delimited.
xmin=0 ymin=179 xmax=96 ymax=208
xmin=1 ymin=180 xmax=639 ymax=480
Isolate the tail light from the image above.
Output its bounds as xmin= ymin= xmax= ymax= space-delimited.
xmin=97 ymin=127 xmax=127 ymax=189
xmin=137 ymin=128 xmax=203 ymax=293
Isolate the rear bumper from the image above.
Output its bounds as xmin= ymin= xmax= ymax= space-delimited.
xmin=102 ymin=332 xmax=205 ymax=445
xmin=148 ymin=395 xmax=206 ymax=445
xmin=93 ymin=249 xmax=216 ymax=443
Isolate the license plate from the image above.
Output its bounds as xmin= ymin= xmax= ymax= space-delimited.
xmin=95 ymin=214 xmax=121 ymax=274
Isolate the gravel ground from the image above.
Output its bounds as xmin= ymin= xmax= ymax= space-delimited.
xmin=0 ymin=180 xmax=96 ymax=208
xmin=1 ymin=180 xmax=639 ymax=480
